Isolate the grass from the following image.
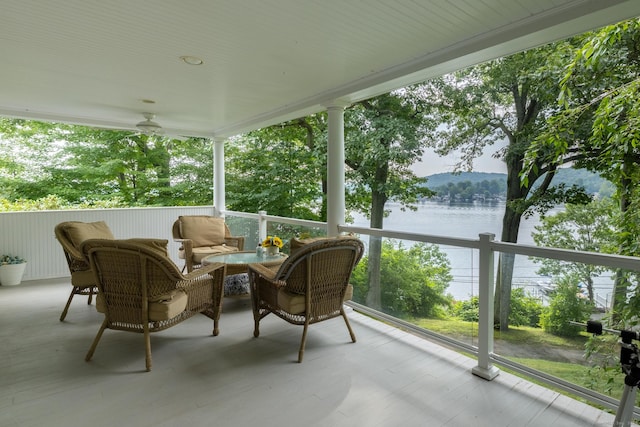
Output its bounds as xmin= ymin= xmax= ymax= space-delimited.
xmin=409 ymin=316 xmax=633 ymax=403
xmin=414 ymin=317 xmax=588 ymax=348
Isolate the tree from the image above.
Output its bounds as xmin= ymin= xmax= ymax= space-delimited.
xmin=351 ymin=240 xmax=452 ymax=318
xmin=540 ymin=274 xmax=593 ymax=337
xmin=344 ymin=90 xmax=435 ymax=310
xmin=224 ymin=115 xmax=326 ymax=220
xmin=530 ymin=199 xmax=617 ymax=303
xmin=421 ymin=41 xmax=591 ymax=330
xmin=0 ymin=118 xmax=215 ymax=206
xmin=523 ymin=18 xmax=640 ymax=323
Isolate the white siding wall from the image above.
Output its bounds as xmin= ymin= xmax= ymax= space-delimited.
xmin=0 ymin=206 xmax=216 ymax=281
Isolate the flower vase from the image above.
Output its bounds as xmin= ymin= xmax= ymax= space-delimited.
xmin=0 ymin=262 xmax=27 ymax=286
xmin=265 ymin=246 xmax=279 ymax=257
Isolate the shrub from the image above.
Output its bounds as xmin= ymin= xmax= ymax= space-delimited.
xmin=352 ymin=240 xmax=453 ymax=318
xmin=540 ymin=275 xmax=593 ymax=336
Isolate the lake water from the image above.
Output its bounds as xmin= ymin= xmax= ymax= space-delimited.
xmin=350 ymin=201 xmax=613 ymax=304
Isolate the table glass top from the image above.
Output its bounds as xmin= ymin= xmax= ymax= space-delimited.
xmin=204 ymin=251 xmax=286 ymax=265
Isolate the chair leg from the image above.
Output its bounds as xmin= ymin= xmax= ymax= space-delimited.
xmin=86 ymin=287 xmax=94 ymax=305
xmin=298 ymin=322 xmax=310 ymax=363
xmin=85 ymin=318 xmax=108 ymax=362
xmin=213 ymin=318 xmax=220 ymax=336
xmin=341 ymin=308 xmax=357 ymax=343
xmin=60 ymin=288 xmax=77 ymax=321
xmin=144 ymin=327 xmax=152 ymax=372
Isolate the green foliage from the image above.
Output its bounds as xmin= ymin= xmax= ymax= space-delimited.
xmin=451 ymin=289 xmax=543 ymax=327
xmin=345 ymin=91 xmax=436 ymax=223
xmin=0 ymin=254 xmax=26 ymax=264
xmin=451 ymin=296 xmax=480 ymax=322
xmin=531 ymin=198 xmax=617 ymax=303
xmin=540 ymin=275 xmax=594 ymax=337
xmin=0 ymin=118 xmax=215 ymax=207
xmin=508 ymin=287 xmax=543 ymax=328
xmin=224 ymin=117 xmax=326 ymax=219
xmin=0 ymin=195 xmax=127 ymax=211
xmin=351 ymin=240 xmax=453 ymax=318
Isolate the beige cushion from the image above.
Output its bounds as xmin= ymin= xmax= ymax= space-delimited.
xmin=148 ymin=290 xmax=188 ymax=321
xmin=96 ymin=289 xmax=188 ymax=321
xmin=276 ymin=284 xmax=354 ymax=315
xmin=179 ymin=216 xmax=226 ymax=247
xmin=189 ymin=245 xmax=238 ymax=263
xmin=125 ymin=238 xmax=169 ymax=256
xmin=65 ymin=221 xmax=114 ymax=249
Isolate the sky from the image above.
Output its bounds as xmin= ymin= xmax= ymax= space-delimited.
xmin=411 ymin=143 xmax=508 ymax=177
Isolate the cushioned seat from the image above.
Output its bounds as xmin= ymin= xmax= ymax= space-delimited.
xmin=172 ymin=215 xmax=245 ymax=272
xmin=248 ymin=237 xmax=364 ymax=362
xmin=82 ymin=238 xmax=226 ymax=372
xmin=54 ymin=221 xmax=115 ymax=321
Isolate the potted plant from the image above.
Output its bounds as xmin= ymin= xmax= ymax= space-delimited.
xmin=0 ymin=255 xmax=27 ymax=286
xmin=262 ymin=236 xmax=283 ymax=256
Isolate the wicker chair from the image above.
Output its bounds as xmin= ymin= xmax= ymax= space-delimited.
xmin=248 ymin=237 xmax=364 ymax=362
xmin=81 ymin=238 xmax=226 ymax=372
xmin=172 ymin=215 xmax=245 ymax=273
xmin=54 ymin=221 xmax=115 ymax=321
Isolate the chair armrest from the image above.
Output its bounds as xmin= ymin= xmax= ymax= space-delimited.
xmin=224 ymin=236 xmax=245 ymax=251
xmin=183 ymin=261 xmax=225 ymax=281
xmin=179 ymin=262 xmax=226 ymax=315
xmin=247 ymin=263 xmax=279 ymax=281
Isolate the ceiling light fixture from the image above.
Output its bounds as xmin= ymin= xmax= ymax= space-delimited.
xmin=136 ymin=113 xmax=163 ymax=135
xmin=180 ymin=55 xmax=204 ymax=65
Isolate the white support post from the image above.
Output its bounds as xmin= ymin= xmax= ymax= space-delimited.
xmin=325 ymin=102 xmax=349 ymax=237
xmin=258 ymin=210 xmax=267 ymax=243
xmin=213 ymin=137 xmax=226 ymax=217
xmin=472 ymin=232 xmax=500 ymax=380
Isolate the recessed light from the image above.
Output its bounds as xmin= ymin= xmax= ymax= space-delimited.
xmin=180 ymin=55 xmax=204 ymax=65
xmin=141 ymin=99 xmax=156 ymax=104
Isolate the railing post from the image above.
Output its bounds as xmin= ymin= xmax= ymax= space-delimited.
xmin=258 ymin=210 xmax=267 ymax=242
xmin=472 ymin=232 xmax=500 ymax=380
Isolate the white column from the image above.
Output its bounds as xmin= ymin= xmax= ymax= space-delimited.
xmin=472 ymin=232 xmax=500 ymax=380
xmin=325 ymin=102 xmax=349 ymax=237
xmin=213 ymin=137 xmax=226 ymax=217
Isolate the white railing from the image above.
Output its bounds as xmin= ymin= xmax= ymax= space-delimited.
xmin=0 ymin=207 xmax=327 ymax=281
xmin=339 ymin=223 xmax=640 ymax=416
xmin=4 ymin=206 xmax=640 ymax=415
xmin=0 ymin=206 xmax=217 ymax=280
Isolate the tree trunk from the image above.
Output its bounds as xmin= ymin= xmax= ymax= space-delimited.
xmin=610 ymin=154 xmax=634 ymax=323
xmin=493 ymin=157 xmax=525 ymax=330
xmin=365 ymin=188 xmax=387 ymax=310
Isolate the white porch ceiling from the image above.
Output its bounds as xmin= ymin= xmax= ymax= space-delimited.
xmin=1 ymin=1 xmax=639 ymax=139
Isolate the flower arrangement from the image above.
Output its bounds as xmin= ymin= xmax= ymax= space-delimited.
xmin=0 ymin=254 xmax=26 ymax=265
xmin=262 ymin=236 xmax=283 ymax=249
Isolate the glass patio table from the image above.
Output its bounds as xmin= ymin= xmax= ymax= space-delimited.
xmin=202 ymin=251 xmax=288 ymax=296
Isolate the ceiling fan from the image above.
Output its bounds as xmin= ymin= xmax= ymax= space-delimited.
xmin=135 ymin=112 xmax=164 ymax=135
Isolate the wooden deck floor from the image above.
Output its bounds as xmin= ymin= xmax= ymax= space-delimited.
xmin=0 ymin=278 xmax=629 ymax=427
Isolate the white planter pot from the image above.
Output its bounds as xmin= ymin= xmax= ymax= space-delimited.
xmin=0 ymin=263 xmax=27 ymax=286
xmin=265 ymin=246 xmax=279 ymax=257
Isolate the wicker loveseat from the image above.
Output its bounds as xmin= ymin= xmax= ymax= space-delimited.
xmin=248 ymin=236 xmax=364 ymax=362
xmin=172 ymin=215 xmax=245 ymax=273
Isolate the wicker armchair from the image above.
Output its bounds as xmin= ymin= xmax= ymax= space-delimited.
xmin=54 ymin=221 xmax=115 ymax=321
xmin=172 ymin=215 xmax=245 ymax=273
xmin=81 ymin=238 xmax=226 ymax=372
xmin=248 ymin=237 xmax=364 ymax=362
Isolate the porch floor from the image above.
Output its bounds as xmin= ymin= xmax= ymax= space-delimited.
xmin=0 ymin=278 xmax=627 ymax=427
